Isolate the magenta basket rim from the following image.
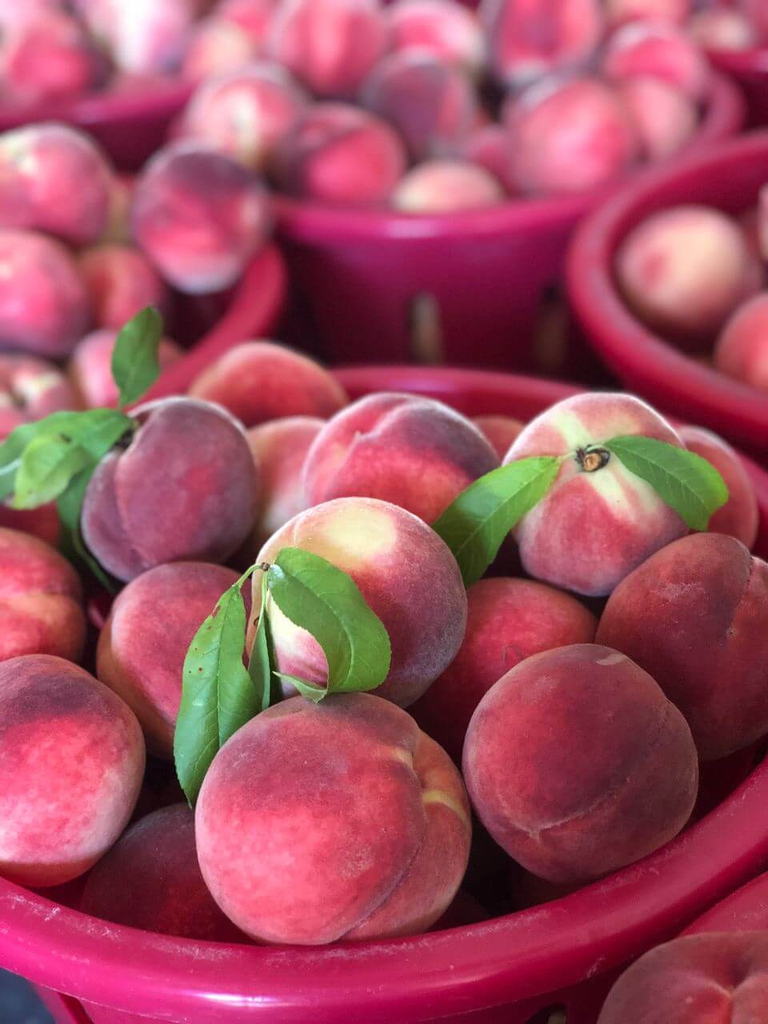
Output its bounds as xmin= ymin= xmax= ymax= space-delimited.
xmin=273 ymin=72 xmax=742 ymax=242
xmin=0 ymin=365 xmax=767 ymax=1022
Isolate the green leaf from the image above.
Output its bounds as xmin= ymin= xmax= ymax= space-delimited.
xmin=57 ymin=466 xmax=119 ymax=593
xmin=265 ymin=547 xmax=391 ymax=698
xmin=0 ymin=413 xmax=89 ymax=503
xmin=604 ymin=436 xmax=729 ymax=532
xmin=175 ymin=566 xmax=260 ymax=805
xmin=12 ymin=434 xmax=91 ymax=509
xmin=111 ymin=306 xmax=164 ymax=410
xmin=247 ymin=573 xmax=274 ymax=713
xmin=273 ymin=672 xmax=327 ymax=704
xmin=433 ymin=457 xmax=561 ymax=587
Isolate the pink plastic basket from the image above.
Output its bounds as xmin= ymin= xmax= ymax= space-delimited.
xmin=707 ymin=46 xmax=768 ymax=127
xmin=1 ymin=365 xmax=767 ymax=1024
xmin=274 ymin=74 xmax=744 ymax=374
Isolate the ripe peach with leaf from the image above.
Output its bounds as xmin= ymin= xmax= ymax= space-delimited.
xmin=0 ymin=355 xmax=78 ymax=438
xmin=69 ymin=329 xmax=182 ymax=410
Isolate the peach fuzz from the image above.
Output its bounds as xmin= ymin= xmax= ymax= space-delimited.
xmin=271 ymin=103 xmax=407 ymax=206
xmin=602 ymin=22 xmax=710 ymax=101
xmin=411 ymin=577 xmax=597 ymax=763
xmin=597 ymin=532 xmax=768 ymax=761
xmin=615 ymin=206 xmax=761 ymax=346
xmin=69 ymin=329 xmax=182 ymax=410
xmin=597 ymin=933 xmax=768 ymax=1023
xmin=0 ymin=355 xmax=77 ymax=438
xmin=245 ymin=416 xmax=324 ymax=551
xmin=267 ymin=0 xmax=389 ymax=99
xmin=504 ymin=77 xmax=639 ymax=197
xmin=97 ymin=562 xmax=241 ymax=758
xmin=178 ymin=63 xmax=307 ymax=172
xmin=473 ymin=414 xmax=524 ymax=458
xmin=189 ymin=341 xmax=347 ymax=428
xmin=0 ymin=654 xmax=145 ymax=887
xmin=196 ymin=692 xmax=471 ymax=944
xmin=80 ymin=804 xmax=246 ymax=941
xmin=303 ymin=392 xmax=498 ymax=524
xmin=689 ymin=10 xmax=757 ymax=52
xmin=0 ymin=528 xmax=86 ymax=664
xmin=81 ymin=397 xmax=259 ymax=582
xmin=387 ymin=0 xmax=485 ymax=77
xmin=78 ymin=244 xmax=169 ymax=332
xmin=361 ymin=52 xmax=478 ymax=162
xmin=392 ymin=160 xmax=504 ymax=213
xmin=255 ymin=497 xmax=467 ymax=707
xmin=181 ymin=17 xmax=259 ymax=81
xmin=130 ymin=142 xmax=271 ymax=295
xmin=481 ymin=0 xmax=603 ymax=88
xmin=617 ymin=77 xmax=697 ymax=161
xmin=504 ymin=392 xmax=687 ymax=597
xmin=679 ymin=425 xmax=759 ymax=549
xmin=463 ymin=644 xmax=698 ymax=884
xmin=0 ymin=230 xmax=89 ymax=358
xmin=714 ymin=292 xmax=768 ymax=393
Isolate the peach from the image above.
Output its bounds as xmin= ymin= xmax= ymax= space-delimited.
xmin=303 ymin=392 xmax=499 ymax=524
xmin=392 ymin=160 xmax=504 ymax=213
xmin=742 ymin=0 xmax=768 ymax=44
xmin=604 ymin=0 xmax=689 ymax=26
xmin=0 ymin=503 xmax=60 ymax=547
xmin=462 ymin=125 xmax=516 ymax=194
xmin=472 ymin=414 xmax=524 ymax=459
xmin=255 ymin=497 xmax=467 ymax=707
xmin=597 ymin=933 xmax=768 ymax=1023
xmin=245 ymin=415 xmax=324 ymax=550
xmin=267 ymin=0 xmax=389 ymax=99
xmin=361 ymin=52 xmax=478 ymax=162
xmin=0 ymin=124 xmax=115 ymax=248
xmin=616 ymin=206 xmax=761 ymax=345
xmin=463 ymin=644 xmax=698 ymax=884
xmin=503 ymin=392 xmax=688 ymax=597
xmin=80 ymin=804 xmax=245 ymax=940
xmin=180 ymin=17 xmax=258 ymax=81
xmin=0 ymin=229 xmax=90 ymax=358
xmin=0 ymin=528 xmax=85 ymax=664
xmin=602 ymin=22 xmax=710 ymax=101
xmin=77 ymin=0 xmax=195 ymax=75
xmin=68 ymin=329 xmax=182 ymax=410
xmin=617 ymin=77 xmax=698 ymax=161
xmin=0 ymin=654 xmax=145 ymax=887
xmin=178 ymin=63 xmax=308 ymax=172
xmin=714 ymin=292 xmax=768 ymax=392
xmin=411 ymin=578 xmax=597 ymax=763
xmin=81 ymin=397 xmax=259 ymax=582
xmin=688 ymin=9 xmax=757 ymax=52
xmin=188 ymin=340 xmax=347 ymax=427
xmin=0 ymin=355 xmax=78 ymax=438
xmin=218 ymin=0 xmax=279 ymax=45
xmin=130 ymin=142 xmax=271 ymax=295
xmin=196 ymin=692 xmax=472 ymax=943
xmin=387 ymin=0 xmax=485 ymax=77
xmin=597 ymin=532 xmax=768 ymax=760
xmin=678 ymin=425 xmax=759 ymax=549
xmin=505 ymin=77 xmax=639 ymax=197
xmin=78 ymin=244 xmax=169 ymax=331
xmin=97 ymin=562 xmax=241 ymax=757
xmin=481 ymin=0 xmax=603 ymax=88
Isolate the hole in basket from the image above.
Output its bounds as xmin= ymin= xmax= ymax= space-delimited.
xmin=409 ymin=292 xmax=445 ymax=365
xmin=525 ymin=1006 xmax=567 ymax=1024
xmin=532 ymin=285 xmax=569 ymax=376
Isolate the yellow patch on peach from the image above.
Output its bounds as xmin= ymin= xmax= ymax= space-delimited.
xmin=299 ymin=502 xmax=399 ymax=571
xmin=422 ymin=789 xmax=471 ymax=829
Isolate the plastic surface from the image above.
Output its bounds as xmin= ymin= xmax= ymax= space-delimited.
xmin=0 ymin=366 xmax=767 ymax=1024
xmin=708 ymin=47 xmax=768 ymax=127
xmin=567 ymin=131 xmax=768 ymax=462
xmin=275 ymin=74 xmax=743 ymax=374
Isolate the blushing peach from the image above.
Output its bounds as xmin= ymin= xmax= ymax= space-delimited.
xmin=0 ymin=355 xmax=78 ymax=438
xmin=463 ymin=644 xmax=698 ymax=884
xmin=503 ymin=392 xmax=688 ymax=596
xmin=189 ymin=341 xmax=347 ymax=427
xmin=130 ymin=142 xmax=271 ymax=295
xmin=0 ymin=504 xmax=60 ymax=547
xmin=267 ymin=0 xmax=389 ymax=99
xmin=714 ymin=292 xmax=768 ymax=392
xmin=0 ymin=229 xmax=90 ymax=358
xmin=196 ymin=692 xmax=472 ymax=943
xmin=472 ymin=414 xmax=524 ymax=458
xmin=411 ymin=578 xmax=597 ymax=763
xmin=303 ymin=392 xmax=499 ymax=524
xmin=616 ymin=206 xmax=761 ymax=346
xmin=218 ymin=0 xmax=279 ymax=46
xmin=679 ymin=425 xmax=759 ymax=549
xmin=81 ymin=397 xmax=259 ymax=582
xmin=505 ymin=77 xmax=639 ymax=197
xmin=481 ymin=0 xmax=603 ymax=88
xmin=0 ymin=654 xmax=145 ymax=887
xmin=602 ymin=22 xmax=710 ymax=100
xmin=180 ymin=17 xmax=258 ymax=81
xmin=688 ymin=9 xmax=757 ymax=52
xmin=392 ymin=160 xmax=504 ymax=212
xmin=68 ymin=329 xmax=182 ymax=410
xmin=255 ymin=497 xmax=467 ymax=706
xmin=462 ymin=125 xmax=516 ymax=194
xmin=596 ymin=532 xmax=768 ymax=760
xmin=272 ymin=102 xmax=407 ymax=206
xmin=77 ymin=0 xmax=195 ymax=75
xmin=78 ymin=244 xmax=169 ymax=331
xmin=97 ymin=562 xmax=241 ymax=757
xmin=617 ymin=77 xmax=698 ymax=161
xmin=361 ymin=52 xmax=478 ymax=162
xmin=80 ymin=804 xmax=245 ymax=940
xmin=387 ymin=0 xmax=485 ymax=77
xmin=604 ymin=0 xmax=689 ymax=27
